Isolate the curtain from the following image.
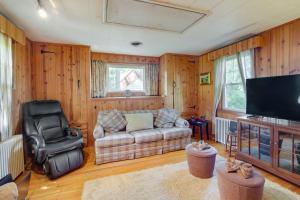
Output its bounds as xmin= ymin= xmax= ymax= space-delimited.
xmin=91 ymin=60 xmax=107 ymax=98
xmin=213 ymin=56 xmax=226 ymax=119
xmin=145 ymin=63 xmax=160 ymax=96
xmin=237 ymin=49 xmax=255 ymax=92
xmin=0 ymin=33 xmax=13 ymax=142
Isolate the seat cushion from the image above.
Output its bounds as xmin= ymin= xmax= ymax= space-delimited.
xmin=160 ymin=127 xmax=192 ymax=140
xmin=95 ymin=132 xmax=134 ymax=148
xmin=131 ymin=129 xmax=163 ymax=144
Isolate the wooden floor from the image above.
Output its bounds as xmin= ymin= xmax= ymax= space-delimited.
xmin=28 ymin=141 xmax=300 ymax=200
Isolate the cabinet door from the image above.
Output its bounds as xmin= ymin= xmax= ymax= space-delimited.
xmin=275 ymin=128 xmax=300 ymax=176
xmin=70 ymin=46 xmax=89 ymax=123
xmin=239 ymin=121 xmax=272 ymax=164
xmin=32 ymin=44 xmax=63 ymax=100
xmin=174 ymin=56 xmax=197 ymax=118
xmin=160 ymin=54 xmax=176 ymax=109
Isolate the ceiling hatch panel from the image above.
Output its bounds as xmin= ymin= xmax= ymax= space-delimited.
xmin=104 ymin=0 xmax=209 ymax=33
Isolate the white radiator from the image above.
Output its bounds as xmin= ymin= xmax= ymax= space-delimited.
xmin=215 ymin=117 xmax=231 ymax=144
xmin=0 ymin=135 xmax=24 ymax=179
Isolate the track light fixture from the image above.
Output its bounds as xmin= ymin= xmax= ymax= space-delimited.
xmin=37 ymin=0 xmax=48 ymax=18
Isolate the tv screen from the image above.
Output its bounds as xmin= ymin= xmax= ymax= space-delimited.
xmin=246 ymin=75 xmax=300 ymax=121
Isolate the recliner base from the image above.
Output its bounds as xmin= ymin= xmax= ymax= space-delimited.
xmin=44 ymin=148 xmax=83 ymax=179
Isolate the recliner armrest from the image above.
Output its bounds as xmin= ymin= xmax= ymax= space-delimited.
xmin=65 ymin=128 xmax=82 ymax=138
xmin=28 ymin=134 xmax=46 ymax=149
xmin=93 ymin=124 xmax=104 ymax=139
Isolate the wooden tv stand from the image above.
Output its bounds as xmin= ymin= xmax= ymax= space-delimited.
xmin=237 ymin=116 xmax=300 ymax=186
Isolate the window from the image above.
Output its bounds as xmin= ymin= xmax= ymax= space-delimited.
xmin=107 ymin=64 xmax=145 ymax=93
xmin=223 ymin=53 xmax=252 ymax=112
xmin=0 ymin=33 xmax=13 ymax=141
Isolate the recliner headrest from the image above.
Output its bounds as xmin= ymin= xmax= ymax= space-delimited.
xmin=24 ymin=100 xmax=62 ymax=116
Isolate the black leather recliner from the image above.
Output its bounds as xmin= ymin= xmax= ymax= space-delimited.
xmin=23 ymin=100 xmax=84 ymax=179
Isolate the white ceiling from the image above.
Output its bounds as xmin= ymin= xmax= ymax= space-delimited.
xmin=0 ymin=0 xmax=300 ymax=56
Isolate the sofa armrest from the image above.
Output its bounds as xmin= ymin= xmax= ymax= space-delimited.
xmin=175 ymin=118 xmax=190 ymax=128
xmin=93 ymin=124 xmax=105 ymax=139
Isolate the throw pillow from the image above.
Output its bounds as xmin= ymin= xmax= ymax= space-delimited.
xmin=154 ymin=108 xmax=178 ymax=128
xmin=124 ymin=113 xmax=154 ymax=132
xmin=98 ymin=110 xmax=127 ymax=133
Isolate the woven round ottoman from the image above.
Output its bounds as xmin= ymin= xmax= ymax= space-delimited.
xmin=216 ymin=161 xmax=265 ymax=200
xmin=185 ymin=143 xmax=217 ymax=178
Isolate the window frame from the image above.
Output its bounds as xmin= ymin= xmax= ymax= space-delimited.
xmin=106 ymin=63 xmax=146 ymax=94
xmin=222 ymin=55 xmax=246 ymax=113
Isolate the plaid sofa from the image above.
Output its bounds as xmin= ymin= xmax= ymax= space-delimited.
xmin=93 ymin=110 xmax=192 ymax=165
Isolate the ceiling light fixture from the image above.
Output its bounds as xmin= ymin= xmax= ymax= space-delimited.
xmin=37 ymin=0 xmax=48 ymax=18
xmin=130 ymin=41 xmax=143 ymax=47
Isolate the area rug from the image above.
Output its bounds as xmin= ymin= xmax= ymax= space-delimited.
xmin=81 ymin=156 xmax=300 ymax=200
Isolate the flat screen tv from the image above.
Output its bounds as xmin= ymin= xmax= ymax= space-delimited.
xmin=246 ymin=75 xmax=300 ymax=121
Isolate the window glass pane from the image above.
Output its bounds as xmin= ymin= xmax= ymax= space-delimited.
xmin=107 ymin=65 xmax=144 ymax=92
xmin=223 ymin=52 xmax=252 ymax=112
xmin=224 ymin=84 xmax=246 ymax=111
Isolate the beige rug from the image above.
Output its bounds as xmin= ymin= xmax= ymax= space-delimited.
xmin=82 ymin=156 xmax=300 ymax=200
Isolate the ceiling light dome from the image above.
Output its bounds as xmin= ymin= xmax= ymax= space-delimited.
xmin=130 ymin=41 xmax=143 ymax=47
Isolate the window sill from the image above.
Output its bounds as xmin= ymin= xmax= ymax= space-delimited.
xmin=217 ymin=108 xmax=246 ymax=119
xmin=90 ymin=96 xmax=163 ymax=101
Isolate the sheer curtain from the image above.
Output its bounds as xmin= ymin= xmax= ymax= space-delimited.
xmin=0 ymin=33 xmax=13 ymax=142
xmin=91 ymin=60 xmax=107 ymax=98
xmin=213 ymin=56 xmax=226 ymax=119
xmin=237 ymin=49 xmax=255 ymax=91
xmin=145 ymin=63 xmax=159 ymax=96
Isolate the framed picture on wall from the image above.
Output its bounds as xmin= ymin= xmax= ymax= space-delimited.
xmin=200 ymin=72 xmax=211 ymax=85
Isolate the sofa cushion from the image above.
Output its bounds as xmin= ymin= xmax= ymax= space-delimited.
xmin=97 ymin=110 xmax=127 ymax=134
xmin=125 ymin=113 xmax=153 ymax=132
xmin=160 ymin=127 xmax=192 ymax=140
xmin=95 ymin=132 xmax=134 ymax=148
xmin=131 ymin=129 xmax=163 ymax=144
xmin=154 ymin=108 xmax=178 ymax=128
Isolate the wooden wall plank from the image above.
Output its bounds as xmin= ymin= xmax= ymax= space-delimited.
xmin=289 ymin=19 xmax=300 ymax=75
xmin=12 ymin=39 xmax=32 ymax=133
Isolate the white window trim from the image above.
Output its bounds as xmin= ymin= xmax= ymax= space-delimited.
xmin=106 ymin=63 xmax=146 ymax=93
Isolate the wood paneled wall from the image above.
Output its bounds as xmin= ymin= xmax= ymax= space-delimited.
xmin=30 ymin=48 xmax=163 ymax=146
xmin=12 ymin=39 xmax=32 ymax=133
xmin=255 ymin=18 xmax=300 ymax=77
xmin=198 ymin=18 xmax=300 ymax=135
xmin=31 ymin=42 xmax=90 ymax=144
